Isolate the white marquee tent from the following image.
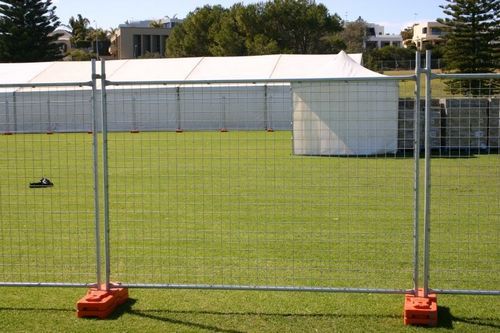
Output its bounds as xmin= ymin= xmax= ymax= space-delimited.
xmin=0 ymin=51 xmax=399 ymax=155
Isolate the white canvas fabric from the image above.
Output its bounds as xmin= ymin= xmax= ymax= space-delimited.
xmin=0 ymin=51 xmax=398 ymax=152
xmin=1 ymin=51 xmax=368 ymax=86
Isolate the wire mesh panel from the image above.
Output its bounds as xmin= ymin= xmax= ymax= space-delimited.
xmin=0 ymin=85 xmax=97 ymax=286
xmin=427 ymin=76 xmax=500 ymax=293
xmin=106 ymin=78 xmax=416 ymax=292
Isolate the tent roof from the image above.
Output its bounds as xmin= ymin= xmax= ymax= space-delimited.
xmin=0 ymin=51 xmax=379 ymax=87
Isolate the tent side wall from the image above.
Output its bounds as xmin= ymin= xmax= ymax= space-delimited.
xmin=266 ymin=84 xmax=292 ymax=130
xmin=180 ymin=85 xmax=266 ymax=131
xmin=106 ymin=87 xmax=178 ymax=132
xmin=0 ymin=92 xmax=15 ymax=133
xmin=8 ymin=89 xmax=93 ymax=134
xmin=292 ymin=81 xmax=399 ymax=156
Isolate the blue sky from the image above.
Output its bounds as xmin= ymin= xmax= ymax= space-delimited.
xmin=52 ymin=0 xmax=446 ymax=34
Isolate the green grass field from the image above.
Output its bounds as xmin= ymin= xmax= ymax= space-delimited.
xmin=1 ymin=131 xmax=498 ymax=332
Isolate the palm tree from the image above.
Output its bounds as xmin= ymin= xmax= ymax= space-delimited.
xmin=68 ymin=14 xmax=91 ymax=48
xmin=149 ymin=19 xmax=164 ymax=28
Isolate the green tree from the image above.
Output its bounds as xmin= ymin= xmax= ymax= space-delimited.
xmin=166 ymin=0 xmax=343 ymax=57
xmin=364 ymin=46 xmax=415 ymax=71
xmin=167 ymin=5 xmax=226 ymax=57
xmin=149 ymin=19 xmax=164 ymax=28
xmin=339 ymin=17 xmax=368 ymax=53
xmin=400 ymin=24 xmax=415 ymax=41
xmin=209 ymin=5 xmax=246 ymax=56
xmin=261 ymin=0 xmax=342 ymax=54
xmin=0 ymin=0 xmax=62 ymax=62
xmin=439 ymin=0 xmax=499 ymax=95
xmin=68 ymin=14 xmax=91 ymax=48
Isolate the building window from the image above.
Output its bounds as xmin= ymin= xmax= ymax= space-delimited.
xmin=431 ymin=28 xmax=443 ymax=35
xmin=366 ymin=27 xmax=376 ymax=36
xmin=422 ymin=27 xmax=428 ymax=34
xmin=143 ymin=34 xmax=151 ymax=53
xmin=365 ymin=41 xmax=378 ymax=49
xmin=381 ymin=41 xmax=391 ymax=48
xmin=133 ymin=34 xmax=142 ymax=58
xmin=152 ymin=35 xmax=161 ymax=53
xmin=392 ymin=41 xmax=401 ymax=47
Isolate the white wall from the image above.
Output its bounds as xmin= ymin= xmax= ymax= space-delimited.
xmin=293 ymin=81 xmax=399 ymax=156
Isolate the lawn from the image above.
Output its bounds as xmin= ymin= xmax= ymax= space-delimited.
xmin=0 ymin=131 xmax=498 ymax=332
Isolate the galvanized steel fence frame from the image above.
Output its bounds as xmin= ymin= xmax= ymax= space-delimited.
xmin=0 ymin=52 xmax=498 ymax=300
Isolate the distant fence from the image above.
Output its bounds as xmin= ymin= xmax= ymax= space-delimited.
xmin=369 ymin=58 xmax=445 ymax=72
xmin=2 ymin=92 xmax=497 ymax=153
xmin=398 ymin=97 xmax=499 ymax=152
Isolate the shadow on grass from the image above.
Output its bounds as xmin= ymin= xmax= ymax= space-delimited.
xmin=2 ymin=302 xmax=499 ymax=331
xmin=109 ymin=299 xmax=243 ymax=333
xmin=111 ymin=301 xmax=500 ymax=331
xmin=437 ymin=306 xmax=500 ymax=330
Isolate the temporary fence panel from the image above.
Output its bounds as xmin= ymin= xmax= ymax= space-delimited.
xmin=426 ymin=74 xmax=500 ymax=294
xmin=1 ymin=54 xmax=499 ymax=325
xmin=0 ymin=83 xmax=98 ymax=286
xmin=104 ymin=76 xmax=417 ymax=293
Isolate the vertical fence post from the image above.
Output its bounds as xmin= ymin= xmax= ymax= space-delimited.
xmin=131 ymin=95 xmax=138 ymax=132
xmin=404 ymin=50 xmax=438 ymax=327
xmin=12 ymin=91 xmax=17 ymax=132
xmin=413 ymin=51 xmax=421 ymax=295
xmin=47 ymin=98 xmax=52 ymax=133
xmin=100 ymin=59 xmax=111 ymax=291
xmin=77 ymin=59 xmax=128 ymax=319
xmin=176 ymin=86 xmax=182 ymax=132
xmin=423 ymin=50 xmax=432 ymax=298
xmin=5 ymin=98 xmax=10 ymax=133
xmin=91 ymin=59 xmax=102 ymax=289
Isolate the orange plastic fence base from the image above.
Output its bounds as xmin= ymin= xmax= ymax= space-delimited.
xmin=77 ymin=284 xmax=129 ymax=319
xmin=404 ymin=288 xmax=438 ymax=326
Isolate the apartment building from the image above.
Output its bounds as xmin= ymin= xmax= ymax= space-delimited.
xmin=411 ymin=21 xmax=447 ymax=50
xmin=364 ymin=23 xmax=403 ymax=49
xmin=110 ymin=18 xmax=182 ymax=59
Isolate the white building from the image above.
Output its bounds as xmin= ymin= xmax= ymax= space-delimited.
xmin=411 ymin=22 xmax=447 ymax=50
xmin=365 ymin=23 xmax=403 ymax=49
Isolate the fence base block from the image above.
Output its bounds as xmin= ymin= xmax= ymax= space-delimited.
xmin=77 ymin=284 xmax=129 ymax=319
xmin=404 ymin=288 xmax=437 ymax=326
xmin=176 ymin=128 xmax=183 ymax=133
